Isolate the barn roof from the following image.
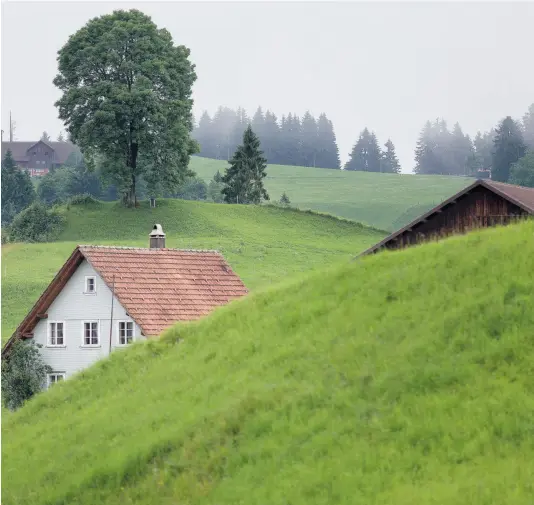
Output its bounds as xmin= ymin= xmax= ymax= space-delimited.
xmin=360 ymin=179 xmax=534 ymax=257
xmin=2 ymin=245 xmax=248 ymax=356
xmin=1 ymin=141 xmax=80 ymax=164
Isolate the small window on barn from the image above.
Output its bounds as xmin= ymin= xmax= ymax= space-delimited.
xmin=47 ymin=372 xmax=66 ymax=388
xmin=85 ymin=276 xmax=96 ymax=294
xmin=48 ymin=322 xmax=65 ymax=346
xmin=118 ymin=321 xmax=134 ymax=345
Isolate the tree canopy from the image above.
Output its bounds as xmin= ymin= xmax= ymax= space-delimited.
xmin=53 ymin=9 xmax=198 ymax=206
xmin=491 ymin=116 xmax=526 ymax=183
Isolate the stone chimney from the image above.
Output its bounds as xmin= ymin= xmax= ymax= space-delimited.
xmin=149 ymin=224 xmax=165 ymax=249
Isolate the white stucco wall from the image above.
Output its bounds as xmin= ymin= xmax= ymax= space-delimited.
xmin=33 ymin=260 xmax=145 ymax=385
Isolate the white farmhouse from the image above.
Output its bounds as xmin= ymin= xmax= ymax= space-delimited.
xmin=2 ymin=224 xmax=248 ymax=388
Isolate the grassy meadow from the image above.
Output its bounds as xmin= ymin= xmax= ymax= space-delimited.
xmin=1 ymin=198 xmax=384 ymax=342
xmin=190 ymin=156 xmax=472 ymax=231
xmin=3 ymin=219 xmax=534 ymax=504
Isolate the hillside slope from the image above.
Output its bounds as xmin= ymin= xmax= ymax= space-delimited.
xmin=1 ymin=199 xmax=384 ymax=341
xmin=190 ymin=156 xmax=472 ymax=231
xmin=4 ymin=220 xmax=534 ymax=505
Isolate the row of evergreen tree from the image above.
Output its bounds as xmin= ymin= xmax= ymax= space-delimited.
xmin=413 ymin=103 xmax=534 ymax=178
xmin=192 ymin=107 xmax=341 ymax=169
xmin=344 ymin=128 xmax=401 ymax=173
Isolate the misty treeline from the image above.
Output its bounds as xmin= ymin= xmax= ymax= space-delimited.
xmin=414 ymin=103 xmax=534 ymax=186
xmin=344 ymin=128 xmax=401 ymax=173
xmin=192 ymin=106 xmax=341 ymax=169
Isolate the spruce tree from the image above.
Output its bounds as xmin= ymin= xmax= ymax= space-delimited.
xmin=40 ymin=131 xmax=51 ymax=142
xmin=450 ymin=122 xmax=475 ymax=175
xmin=381 ymin=139 xmax=401 ymax=173
xmin=492 ymin=116 xmax=526 ymax=182
xmin=522 ymin=103 xmax=534 ymax=150
xmin=1 ymin=150 xmax=36 ymax=225
xmin=221 ymin=125 xmax=269 ymax=204
xmin=473 ymin=130 xmax=494 ymax=172
xmin=315 ymin=113 xmax=340 ymax=169
xmin=344 ymin=128 xmax=381 ymax=171
xmin=300 ymin=111 xmax=318 ymax=167
xmin=414 ymin=121 xmax=435 ymax=174
xmin=57 ymin=131 xmax=65 ymax=142
xmin=193 ymin=111 xmax=216 ymax=158
xmin=263 ymin=110 xmax=281 ymax=164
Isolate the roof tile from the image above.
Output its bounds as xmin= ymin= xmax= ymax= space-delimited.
xmin=79 ymin=246 xmax=248 ymax=336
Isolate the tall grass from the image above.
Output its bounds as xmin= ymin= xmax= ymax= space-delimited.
xmin=3 ymin=220 xmax=534 ymax=504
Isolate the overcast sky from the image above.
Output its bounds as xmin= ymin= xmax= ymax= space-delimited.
xmin=2 ymin=1 xmax=534 ymax=172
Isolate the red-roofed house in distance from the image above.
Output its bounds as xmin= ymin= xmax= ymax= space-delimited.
xmin=2 ymin=224 xmax=248 ymax=388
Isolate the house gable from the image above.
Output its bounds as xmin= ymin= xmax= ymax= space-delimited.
xmin=33 ymin=260 xmax=144 ymax=378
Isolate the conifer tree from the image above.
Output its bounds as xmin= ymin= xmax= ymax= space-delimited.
xmin=315 ymin=113 xmax=340 ymax=169
xmin=299 ymin=111 xmax=318 ymax=167
xmin=57 ymin=131 xmax=65 ymax=142
xmin=263 ymin=110 xmax=281 ymax=164
xmin=345 ymin=128 xmax=381 ymax=171
xmin=221 ymin=125 xmax=269 ymax=204
xmin=193 ymin=111 xmax=216 ymax=158
xmin=40 ymin=131 xmax=51 ymax=142
xmin=522 ymin=103 xmax=534 ymax=150
xmin=492 ymin=116 xmax=526 ymax=182
xmin=381 ymin=139 xmax=401 ymax=173
xmin=450 ymin=122 xmax=475 ymax=175
xmin=1 ymin=150 xmax=36 ymax=225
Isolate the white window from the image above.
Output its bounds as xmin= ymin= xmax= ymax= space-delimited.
xmin=83 ymin=321 xmax=99 ymax=346
xmin=118 ymin=321 xmax=134 ymax=345
xmin=47 ymin=372 xmax=65 ymax=388
xmin=85 ymin=276 xmax=96 ymax=294
xmin=48 ymin=322 xmax=65 ymax=346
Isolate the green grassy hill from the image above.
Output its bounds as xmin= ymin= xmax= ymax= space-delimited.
xmin=1 ymin=199 xmax=384 ymax=342
xmin=3 ymin=220 xmax=534 ymax=504
xmin=190 ymin=156 xmax=472 ymax=231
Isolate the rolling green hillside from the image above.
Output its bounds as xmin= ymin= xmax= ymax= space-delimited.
xmin=190 ymin=156 xmax=472 ymax=231
xmin=1 ymin=199 xmax=384 ymax=342
xmin=3 ymin=220 xmax=534 ymax=505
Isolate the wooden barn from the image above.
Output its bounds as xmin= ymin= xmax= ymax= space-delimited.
xmin=361 ymin=179 xmax=534 ymax=256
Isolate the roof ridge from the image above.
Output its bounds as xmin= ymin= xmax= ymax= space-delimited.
xmin=485 ymin=179 xmax=534 ymax=191
xmin=77 ymin=245 xmax=221 ymax=253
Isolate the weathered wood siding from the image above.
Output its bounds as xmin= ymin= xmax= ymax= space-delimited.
xmin=384 ymin=186 xmax=529 ymax=251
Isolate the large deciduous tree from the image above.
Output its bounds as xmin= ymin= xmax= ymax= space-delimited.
xmin=491 ymin=116 xmax=526 ymax=182
xmin=221 ymin=125 xmax=269 ymax=204
xmin=53 ymin=9 xmax=198 ymax=206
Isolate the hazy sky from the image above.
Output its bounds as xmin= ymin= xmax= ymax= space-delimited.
xmin=2 ymin=1 xmax=534 ymax=172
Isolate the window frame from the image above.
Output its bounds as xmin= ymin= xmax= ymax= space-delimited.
xmin=81 ymin=320 xmax=100 ymax=347
xmin=47 ymin=321 xmax=66 ymax=347
xmin=84 ymin=276 xmax=96 ymax=295
xmin=47 ymin=372 xmax=66 ymax=388
xmin=117 ymin=320 xmax=134 ymax=345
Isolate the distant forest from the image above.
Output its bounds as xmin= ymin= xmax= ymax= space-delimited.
xmin=192 ymin=107 xmax=341 ymax=169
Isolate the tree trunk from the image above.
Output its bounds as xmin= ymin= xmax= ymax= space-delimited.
xmin=125 ymin=142 xmax=139 ymax=207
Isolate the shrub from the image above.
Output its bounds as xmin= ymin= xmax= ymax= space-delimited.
xmin=9 ymin=203 xmax=65 ymax=243
xmin=279 ymin=192 xmax=291 ymax=206
xmin=170 ymin=176 xmax=208 ymax=201
xmin=1 ymin=339 xmax=52 ymax=411
xmin=67 ymin=193 xmax=100 ymax=206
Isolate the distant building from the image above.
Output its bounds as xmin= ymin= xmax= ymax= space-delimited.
xmin=360 ymin=179 xmax=534 ymax=256
xmin=1 ymin=140 xmax=80 ymax=176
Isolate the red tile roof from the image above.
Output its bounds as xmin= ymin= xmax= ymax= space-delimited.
xmin=2 ymin=246 xmax=248 ymax=356
xmin=80 ymin=246 xmax=248 ymax=336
